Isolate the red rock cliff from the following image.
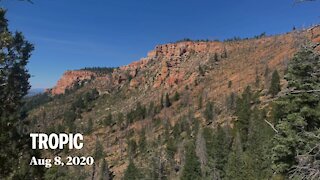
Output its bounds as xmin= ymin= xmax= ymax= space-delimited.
xmin=48 ymin=70 xmax=96 ymax=95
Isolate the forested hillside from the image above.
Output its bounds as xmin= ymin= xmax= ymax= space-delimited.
xmin=22 ymin=25 xmax=320 ymax=179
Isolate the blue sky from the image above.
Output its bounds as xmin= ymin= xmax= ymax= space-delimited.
xmin=1 ymin=0 xmax=319 ymax=89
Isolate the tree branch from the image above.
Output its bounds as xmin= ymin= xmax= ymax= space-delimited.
xmin=264 ymin=119 xmax=278 ymax=133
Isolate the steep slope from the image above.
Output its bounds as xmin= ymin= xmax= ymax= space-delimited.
xmin=26 ymin=26 xmax=320 ymax=179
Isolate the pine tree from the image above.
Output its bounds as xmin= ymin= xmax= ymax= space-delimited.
xmin=272 ymin=46 xmax=320 ymax=175
xmin=123 ymin=160 xmax=142 ymax=180
xmin=139 ymin=129 xmax=147 ymax=154
xmin=213 ymin=126 xmax=232 ymax=178
xmin=85 ymin=118 xmax=93 ymax=134
xmin=204 ymin=101 xmax=214 ymax=123
xmin=214 ymin=52 xmax=219 ymax=61
xmin=225 ymin=133 xmax=246 ymax=180
xmin=198 ymin=95 xmax=203 ymax=109
xmin=181 ymin=141 xmax=202 ymax=180
xmin=269 ymin=70 xmax=281 ymax=97
xmin=103 ymin=113 xmax=113 ymax=126
xmin=245 ymin=107 xmax=273 ymax=179
xmin=127 ymin=139 xmax=137 ymax=158
xmin=235 ymin=86 xmax=252 ymax=149
xmin=198 ymin=65 xmax=205 ymax=76
xmin=164 ymin=93 xmax=171 ymax=107
xmin=166 ymin=137 xmax=177 ymax=159
xmin=0 ymin=9 xmax=44 ymax=179
xmin=173 ymin=91 xmax=180 ymax=101
xmin=94 ymin=139 xmax=105 ymax=162
xmin=160 ymin=94 xmax=164 ymax=108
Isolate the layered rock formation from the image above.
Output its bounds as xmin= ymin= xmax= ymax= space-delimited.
xmin=48 ymin=25 xmax=320 ymax=97
xmin=48 ymin=70 xmax=96 ymax=95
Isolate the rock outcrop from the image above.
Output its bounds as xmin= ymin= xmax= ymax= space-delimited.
xmin=49 ymin=25 xmax=320 ymax=96
xmin=48 ymin=70 xmax=96 ymax=95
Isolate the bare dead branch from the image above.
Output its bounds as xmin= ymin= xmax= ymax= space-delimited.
xmin=264 ymin=119 xmax=279 ymax=133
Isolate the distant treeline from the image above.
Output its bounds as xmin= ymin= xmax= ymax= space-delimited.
xmin=80 ymin=67 xmax=117 ymax=75
xmin=174 ymin=32 xmax=268 ymax=43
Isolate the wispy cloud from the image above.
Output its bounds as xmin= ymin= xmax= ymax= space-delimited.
xmin=28 ymin=35 xmax=133 ymax=61
xmin=31 ymin=36 xmax=81 ymax=46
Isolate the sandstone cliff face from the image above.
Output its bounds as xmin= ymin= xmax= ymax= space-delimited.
xmin=48 ymin=70 xmax=96 ymax=95
xmin=49 ymin=25 xmax=320 ymax=97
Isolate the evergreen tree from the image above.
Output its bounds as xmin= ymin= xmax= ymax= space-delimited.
xmin=198 ymin=95 xmax=203 ymax=109
xmin=245 ymin=107 xmax=273 ymax=179
xmin=225 ymin=133 xmax=246 ymax=180
xmin=226 ymin=92 xmax=236 ymax=111
xmin=272 ymin=47 xmax=320 ymax=175
xmin=139 ymin=129 xmax=147 ymax=154
xmin=103 ymin=113 xmax=113 ymax=126
xmin=214 ymin=52 xmax=219 ymax=61
xmin=164 ymin=93 xmax=171 ymax=107
xmin=160 ymin=94 xmax=164 ymax=108
xmin=181 ymin=141 xmax=202 ymax=180
xmin=173 ymin=91 xmax=180 ymax=101
xmin=127 ymin=139 xmax=137 ymax=158
xmin=269 ymin=70 xmax=281 ymax=97
xmin=0 ymin=9 xmax=44 ymax=179
xmin=85 ymin=118 xmax=93 ymax=134
xmin=204 ymin=101 xmax=214 ymax=123
xmin=198 ymin=65 xmax=205 ymax=76
xmin=166 ymin=137 xmax=177 ymax=159
xmin=235 ymin=86 xmax=252 ymax=149
xmin=123 ymin=160 xmax=142 ymax=180
xmin=213 ymin=126 xmax=232 ymax=178
xmin=94 ymin=139 xmax=105 ymax=162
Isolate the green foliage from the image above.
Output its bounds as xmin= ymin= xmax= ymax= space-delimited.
xmin=94 ymin=139 xmax=105 ymax=161
xmin=0 ymin=8 xmax=45 ymax=179
xmin=123 ymin=160 xmax=142 ymax=180
xmin=64 ymin=110 xmax=77 ymax=131
xmin=44 ymin=166 xmax=71 ymax=180
xmin=164 ymin=93 xmax=171 ymax=107
xmin=272 ymin=47 xmax=320 ymax=175
xmin=204 ymin=101 xmax=215 ymax=123
xmin=127 ymin=139 xmax=137 ymax=158
xmin=173 ymin=91 xmax=180 ymax=101
xmin=80 ymin=67 xmax=115 ymax=76
xmin=198 ymin=65 xmax=205 ymax=76
xmin=147 ymin=101 xmax=154 ymax=116
xmin=71 ymin=89 xmax=99 ymax=113
xmin=245 ymin=107 xmax=274 ymax=179
xmin=235 ymin=86 xmax=253 ymax=149
xmin=226 ymin=92 xmax=237 ymax=111
xmin=228 ymin=80 xmax=232 ymax=88
xmin=126 ymin=102 xmax=146 ymax=124
xmin=203 ymin=126 xmax=232 ymax=179
xmin=269 ymin=70 xmax=281 ymax=97
xmin=225 ymin=133 xmax=247 ymax=180
xmin=85 ymin=118 xmax=93 ymax=134
xmin=103 ymin=113 xmax=113 ymax=126
xmin=255 ymin=75 xmax=260 ymax=88
xmin=139 ymin=129 xmax=147 ymax=154
xmin=254 ymin=32 xmax=266 ymax=39
xmin=160 ymin=94 xmax=164 ymax=108
xmin=166 ymin=137 xmax=177 ymax=159
xmin=22 ymin=93 xmax=52 ymax=112
xmin=214 ymin=52 xmax=219 ymax=61
xmin=181 ymin=141 xmax=202 ymax=180
xmin=198 ymin=95 xmax=203 ymax=109
xmin=172 ymin=117 xmax=191 ymax=140
xmin=222 ymin=48 xmax=228 ymax=58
